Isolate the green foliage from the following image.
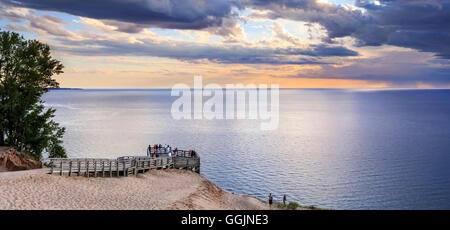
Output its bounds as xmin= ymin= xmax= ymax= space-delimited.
xmin=275 ymin=202 xmax=287 ymax=209
xmin=0 ymin=30 xmax=67 ymax=160
xmin=274 ymin=201 xmax=299 ymax=210
xmin=274 ymin=201 xmax=327 ymax=210
xmin=287 ymin=202 xmax=300 ymax=210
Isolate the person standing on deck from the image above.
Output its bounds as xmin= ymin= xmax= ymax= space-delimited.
xmin=283 ymin=195 xmax=287 ymax=205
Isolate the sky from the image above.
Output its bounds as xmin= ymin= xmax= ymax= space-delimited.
xmin=0 ymin=0 xmax=449 ymax=88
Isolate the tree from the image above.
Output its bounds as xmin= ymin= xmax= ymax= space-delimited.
xmin=0 ymin=31 xmax=67 ymax=160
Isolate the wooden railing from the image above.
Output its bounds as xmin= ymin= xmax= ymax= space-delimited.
xmin=147 ymin=147 xmax=198 ymax=158
xmin=48 ymin=150 xmax=200 ymax=177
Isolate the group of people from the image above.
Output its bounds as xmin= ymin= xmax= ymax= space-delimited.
xmin=187 ymin=150 xmax=197 ymax=158
xmin=148 ymin=144 xmax=178 ymax=157
xmin=268 ymin=193 xmax=287 ymax=208
xmin=147 ymin=144 xmax=197 ymax=158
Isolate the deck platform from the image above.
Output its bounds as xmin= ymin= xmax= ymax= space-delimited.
xmin=48 ymin=150 xmax=200 ymax=177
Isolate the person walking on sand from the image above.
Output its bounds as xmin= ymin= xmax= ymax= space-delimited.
xmin=283 ymin=194 xmax=287 ymax=205
xmin=268 ymin=193 xmax=273 ymax=208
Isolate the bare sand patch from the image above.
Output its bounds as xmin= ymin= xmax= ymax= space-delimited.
xmin=0 ymin=168 xmax=271 ymax=210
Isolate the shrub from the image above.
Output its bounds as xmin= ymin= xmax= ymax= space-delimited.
xmin=287 ymin=202 xmax=300 ymax=210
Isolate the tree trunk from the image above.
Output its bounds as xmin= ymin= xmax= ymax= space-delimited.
xmin=0 ymin=130 xmax=4 ymax=146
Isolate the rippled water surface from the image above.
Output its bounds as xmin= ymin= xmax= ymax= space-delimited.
xmin=43 ymin=89 xmax=450 ymax=209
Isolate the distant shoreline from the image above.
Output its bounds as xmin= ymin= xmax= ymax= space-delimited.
xmin=46 ymin=88 xmax=450 ymax=91
xmin=47 ymin=88 xmax=83 ymax=90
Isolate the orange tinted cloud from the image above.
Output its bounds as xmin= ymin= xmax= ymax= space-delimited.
xmin=57 ymin=60 xmax=389 ymax=89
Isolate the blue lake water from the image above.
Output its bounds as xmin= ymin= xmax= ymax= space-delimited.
xmin=43 ymin=89 xmax=450 ymax=210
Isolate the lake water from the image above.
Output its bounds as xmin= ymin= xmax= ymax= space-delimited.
xmin=43 ymin=89 xmax=450 ymax=210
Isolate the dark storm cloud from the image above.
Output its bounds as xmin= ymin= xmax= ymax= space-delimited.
xmin=282 ymin=54 xmax=450 ymax=85
xmin=354 ymin=0 xmax=450 ymax=58
xmin=300 ymin=72 xmax=450 ymax=86
xmin=247 ymin=0 xmax=450 ymax=58
xmin=307 ymin=45 xmax=358 ymax=57
xmin=0 ymin=1 xmax=358 ymax=65
xmin=52 ymin=36 xmax=357 ymax=65
xmin=4 ymin=0 xmax=448 ymax=58
xmin=0 ymin=0 xmax=241 ymax=32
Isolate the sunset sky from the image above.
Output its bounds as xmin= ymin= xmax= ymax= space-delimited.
xmin=1 ymin=0 xmax=449 ymax=88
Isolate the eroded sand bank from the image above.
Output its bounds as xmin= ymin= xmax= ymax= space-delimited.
xmin=0 ymin=168 xmax=271 ymax=210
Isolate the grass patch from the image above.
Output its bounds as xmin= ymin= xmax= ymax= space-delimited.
xmin=274 ymin=201 xmax=328 ymax=210
xmin=247 ymin=195 xmax=329 ymax=210
xmin=287 ymin=202 xmax=300 ymax=210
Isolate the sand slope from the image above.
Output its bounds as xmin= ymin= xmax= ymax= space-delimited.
xmin=0 ymin=169 xmax=271 ymax=210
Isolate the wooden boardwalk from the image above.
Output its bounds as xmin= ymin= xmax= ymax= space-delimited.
xmin=49 ymin=150 xmax=200 ymax=177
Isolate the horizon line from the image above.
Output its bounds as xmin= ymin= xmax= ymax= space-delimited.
xmin=49 ymin=87 xmax=450 ymax=91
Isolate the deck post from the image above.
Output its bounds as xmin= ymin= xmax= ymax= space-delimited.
xmin=69 ymin=161 xmax=72 ymax=176
xmin=123 ymin=161 xmax=127 ymax=177
xmin=109 ymin=161 xmax=112 ymax=177
xmin=102 ymin=161 xmax=105 ymax=178
xmin=78 ymin=161 xmax=81 ymax=176
xmin=116 ymin=161 xmax=119 ymax=176
xmin=86 ymin=161 xmax=89 ymax=177
xmin=50 ymin=160 xmax=54 ymax=174
xmin=94 ymin=161 xmax=97 ymax=177
xmin=60 ymin=161 xmax=63 ymax=176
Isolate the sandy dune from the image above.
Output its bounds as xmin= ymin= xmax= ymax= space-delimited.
xmin=0 ymin=168 xmax=271 ymax=210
